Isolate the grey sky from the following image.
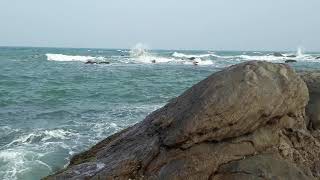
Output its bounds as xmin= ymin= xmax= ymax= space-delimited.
xmin=0 ymin=0 xmax=319 ymax=51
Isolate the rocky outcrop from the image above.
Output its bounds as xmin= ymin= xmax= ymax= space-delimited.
xmin=45 ymin=61 xmax=320 ymax=180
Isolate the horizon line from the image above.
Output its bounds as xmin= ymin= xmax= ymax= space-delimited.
xmin=0 ymin=45 xmax=315 ymax=53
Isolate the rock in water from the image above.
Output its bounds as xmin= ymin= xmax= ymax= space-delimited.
xmin=287 ymin=54 xmax=297 ymax=58
xmin=273 ymin=52 xmax=284 ymax=57
xmin=285 ymin=60 xmax=297 ymax=63
xmin=316 ymin=56 xmax=320 ymax=59
xmin=85 ymin=60 xmax=97 ymax=64
xmin=98 ymin=61 xmax=110 ymax=64
xmin=46 ymin=61 xmax=320 ymax=180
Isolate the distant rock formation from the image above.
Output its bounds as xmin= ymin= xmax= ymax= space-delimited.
xmin=45 ymin=61 xmax=320 ymax=180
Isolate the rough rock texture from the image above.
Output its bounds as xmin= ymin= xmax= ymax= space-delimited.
xmin=45 ymin=61 xmax=320 ymax=180
xmin=213 ymin=154 xmax=312 ymax=180
xmin=300 ymin=71 xmax=320 ymax=130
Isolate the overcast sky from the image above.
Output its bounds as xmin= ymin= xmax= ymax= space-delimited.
xmin=0 ymin=0 xmax=319 ymax=51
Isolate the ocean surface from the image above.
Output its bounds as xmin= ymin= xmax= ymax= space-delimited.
xmin=1 ymin=46 xmax=320 ymax=180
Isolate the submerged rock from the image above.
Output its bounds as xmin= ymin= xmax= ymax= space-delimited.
xmin=316 ymin=56 xmax=320 ymax=59
xmin=188 ymin=57 xmax=196 ymax=60
xmin=85 ymin=60 xmax=110 ymax=64
xmin=287 ymin=54 xmax=297 ymax=58
xmin=45 ymin=61 xmax=320 ymax=180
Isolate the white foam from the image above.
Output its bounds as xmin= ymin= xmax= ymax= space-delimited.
xmin=5 ymin=129 xmax=72 ymax=147
xmin=0 ymin=149 xmax=52 ymax=180
xmin=238 ymin=55 xmax=285 ymax=62
xmin=183 ymin=58 xmax=214 ymax=65
xmin=172 ymin=52 xmax=216 ymax=58
xmin=46 ymin=54 xmax=104 ymax=62
xmin=133 ymin=55 xmax=177 ymax=64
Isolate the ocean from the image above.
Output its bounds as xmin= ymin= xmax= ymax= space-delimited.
xmin=0 ymin=46 xmax=320 ymax=180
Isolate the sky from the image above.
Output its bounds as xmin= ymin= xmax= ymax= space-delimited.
xmin=0 ymin=0 xmax=319 ymax=51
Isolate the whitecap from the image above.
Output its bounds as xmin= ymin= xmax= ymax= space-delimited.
xmin=172 ymin=52 xmax=217 ymax=58
xmin=46 ymin=54 xmax=105 ymax=62
xmin=5 ymin=129 xmax=73 ymax=147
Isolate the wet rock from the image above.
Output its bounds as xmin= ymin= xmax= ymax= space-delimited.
xmin=46 ymin=61 xmax=315 ymax=180
xmin=85 ymin=60 xmax=97 ymax=64
xmin=285 ymin=60 xmax=297 ymax=63
xmin=98 ymin=61 xmax=110 ymax=64
xmin=188 ymin=57 xmax=196 ymax=60
xmin=151 ymin=60 xmax=156 ymax=63
xmin=316 ymin=56 xmax=320 ymax=59
xmin=287 ymin=54 xmax=297 ymax=58
xmin=85 ymin=61 xmax=110 ymax=64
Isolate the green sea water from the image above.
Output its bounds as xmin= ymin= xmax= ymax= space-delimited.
xmin=0 ymin=46 xmax=319 ymax=179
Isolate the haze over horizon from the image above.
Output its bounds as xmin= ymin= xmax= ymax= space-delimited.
xmin=1 ymin=0 xmax=319 ymax=51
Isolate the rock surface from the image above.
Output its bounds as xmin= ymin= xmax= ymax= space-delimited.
xmin=300 ymin=71 xmax=320 ymax=129
xmin=45 ymin=61 xmax=320 ymax=180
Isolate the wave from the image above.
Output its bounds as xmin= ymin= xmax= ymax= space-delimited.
xmin=172 ymin=52 xmax=217 ymax=58
xmin=127 ymin=46 xmax=215 ymax=65
xmin=0 ymin=148 xmax=51 ymax=180
xmin=46 ymin=54 xmax=105 ymax=62
xmin=5 ymin=129 xmax=73 ymax=147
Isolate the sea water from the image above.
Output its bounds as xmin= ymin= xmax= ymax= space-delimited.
xmin=0 ymin=46 xmax=320 ymax=180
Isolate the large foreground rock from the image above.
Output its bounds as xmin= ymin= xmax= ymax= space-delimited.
xmin=45 ymin=61 xmax=320 ymax=180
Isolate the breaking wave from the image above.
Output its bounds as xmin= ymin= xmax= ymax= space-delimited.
xmin=127 ymin=44 xmax=216 ymax=65
xmin=46 ymin=54 xmax=105 ymax=62
xmin=172 ymin=52 xmax=217 ymax=58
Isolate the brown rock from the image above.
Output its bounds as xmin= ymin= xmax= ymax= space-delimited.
xmin=213 ymin=154 xmax=315 ymax=180
xmin=300 ymin=71 xmax=320 ymax=129
xmin=45 ymin=61 xmax=312 ymax=180
xmin=158 ymin=61 xmax=308 ymax=148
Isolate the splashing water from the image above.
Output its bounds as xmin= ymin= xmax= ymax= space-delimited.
xmin=297 ymin=47 xmax=304 ymax=57
xmin=129 ymin=43 xmax=149 ymax=57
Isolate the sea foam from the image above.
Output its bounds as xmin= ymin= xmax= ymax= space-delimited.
xmin=46 ymin=54 xmax=104 ymax=62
